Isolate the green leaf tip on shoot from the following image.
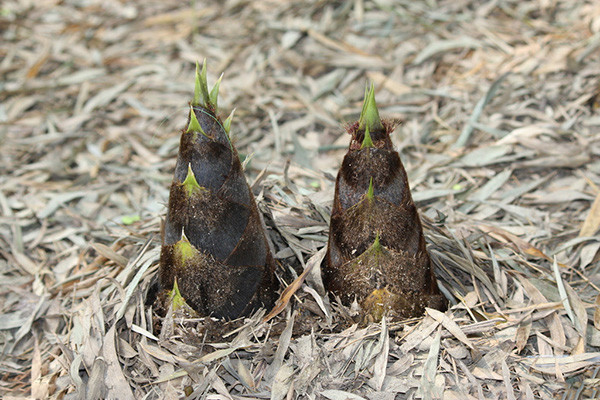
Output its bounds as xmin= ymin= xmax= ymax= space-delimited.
xmin=193 ymin=59 xmax=222 ymax=113
xmin=353 ymin=231 xmax=384 ymax=264
xmin=223 ymin=109 xmax=235 ymax=135
xmin=193 ymin=61 xmax=203 ymax=106
xmin=209 ymin=73 xmax=223 ymax=111
xmin=181 ymin=163 xmax=203 ymax=197
xmin=366 ymin=177 xmax=374 ymax=201
xmin=194 ymin=60 xmax=209 ymax=107
xmin=169 ymin=278 xmax=187 ymax=311
xmin=372 ymin=232 xmax=382 ymax=253
xmin=358 ymin=83 xmax=383 ymax=133
xmin=174 ymin=231 xmax=196 ymax=262
xmin=361 ymin=126 xmax=374 ymax=149
xmin=186 ymin=106 xmax=208 ymax=138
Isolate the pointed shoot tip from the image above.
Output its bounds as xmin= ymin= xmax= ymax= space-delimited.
xmin=209 ymin=73 xmax=223 ymax=112
xmin=361 ymin=126 xmax=374 ymax=149
xmin=169 ymin=278 xmax=187 ymax=310
xmin=366 ymin=177 xmax=374 ymax=201
xmin=223 ymin=108 xmax=235 ymax=135
xmin=187 ymin=107 xmax=208 ymax=137
xmin=372 ymin=232 xmax=382 ymax=252
xmin=175 ymin=232 xmax=196 ymax=262
xmin=197 ymin=59 xmax=210 ymax=107
xmin=192 ymin=59 xmax=223 ymax=111
xmin=359 ymin=83 xmax=383 ymax=132
xmin=193 ymin=61 xmax=202 ymax=105
xmin=181 ymin=163 xmax=203 ymax=197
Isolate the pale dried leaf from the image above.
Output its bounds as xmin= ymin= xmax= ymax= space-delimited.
xmin=369 ymin=318 xmax=389 ymax=391
xmin=579 ymin=192 xmax=600 ymax=237
xmin=102 ymin=325 xmax=134 ymax=399
xmin=420 ymin=326 xmax=442 ymax=400
xmin=515 ymin=316 xmax=532 ymax=354
xmin=501 ymin=360 xmax=516 ymax=400
xmin=321 ymin=390 xmax=367 ymax=400
xmin=427 ymin=308 xmax=474 ymax=350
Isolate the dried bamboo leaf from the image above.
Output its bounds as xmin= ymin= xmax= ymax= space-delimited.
xmin=564 ymin=283 xmax=589 ymax=354
xmin=420 ymin=326 xmax=442 ymax=400
xmin=198 ymin=347 xmax=240 ymax=364
xmin=369 ymin=317 xmax=389 ymax=391
xmin=458 ymin=145 xmax=512 ymax=167
xmin=400 ymin=317 xmax=440 ymax=353
xmin=515 ymin=316 xmax=532 ymax=354
xmin=270 ymin=364 xmax=295 ymax=400
xmin=580 ymin=241 xmax=600 ymax=269
xmin=82 ymin=81 xmax=132 ymax=113
xmin=427 ymin=308 xmax=474 ymax=350
xmin=115 ymin=245 xmax=157 ymax=321
xmin=236 ymin=359 xmax=256 ymax=390
xmin=102 ymin=325 xmax=135 ymax=399
xmin=264 ymin=247 xmax=326 ymax=322
xmin=90 ymin=243 xmax=129 ymax=268
xmin=414 ymin=37 xmax=482 ymax=65
xmin=580 ymin=192 xmax=600 ymax=237
xmin=454 ymin=73 xmax=510 ymax=148
xmin=321 ymin=390 xmax=368 ymax=400
xmin=86 ymin=357 xmax=107 ymax=400
xmin=69 ymin=354 xmax=84 ymax=399
xmin=30 ymin=334 xmax=45 ymax=399
xmin=468 ymin=169 xmax=513 ymax=203
xmin=501 ymin=360 xmax=516 ymax=400
xmin=266 ymin=312 xmax=295 ymax=382
xmin=552 ymin=257 xmax=581 ymax=337
xmin=594 ymin=295 xmax=600 ymax=331
xmin=523 ymin=353 xmax=600 ymax=375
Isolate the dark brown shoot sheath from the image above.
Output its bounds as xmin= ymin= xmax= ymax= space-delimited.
xmin=324 ymin=86 xmax=447 ymax=321
xmin=159 ymin=62 xmax=276 ymax=319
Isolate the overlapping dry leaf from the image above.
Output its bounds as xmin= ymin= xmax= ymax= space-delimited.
xmin=1 ymin=0 xmax=600 ymax=399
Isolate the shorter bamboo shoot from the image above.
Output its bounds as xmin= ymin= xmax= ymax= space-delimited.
xmin=324 ymin=85 xmax=447 ymax=321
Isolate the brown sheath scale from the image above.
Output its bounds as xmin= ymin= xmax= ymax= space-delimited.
xmin=324 ymin=85 xmax=447 ymax=321
xmin=159 ymin=61 xmax=276 ymax=319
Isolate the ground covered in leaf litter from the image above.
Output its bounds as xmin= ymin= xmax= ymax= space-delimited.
xmin=1 ymin=0 xmax=600 ymax=399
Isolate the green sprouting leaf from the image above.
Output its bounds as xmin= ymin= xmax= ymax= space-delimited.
xmin=358 ymin=83 xmax=383 ymax=132
xmin=223 ymin=108 xmax=235 ymax=135
xmin=371 ymin=232 xmax=382 ymax=253
xmin=174 ymin=232 xmax=196 ymax=262
xmin=169 ymin=278 xmax=187 ymax=311
xmin=361 ymin=126 xmax=374 ymax=149
xmin=186 ymin=106 xmax=208 ymax=138
xmin=193 ymin=59 xmax=222 ymax=111
xmin=209 ymin=73 xmax=223 ymax=112
xmin=193 ymin=61 xmax=203 ymax=106
xmin=366 ymin=177 xmax=374 ymax=201
xmin=199 ymin=59 xmax=210 ymax=106
xmin=181 ymin=164 xmax=203 ymax=197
